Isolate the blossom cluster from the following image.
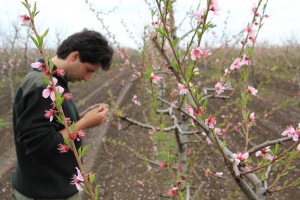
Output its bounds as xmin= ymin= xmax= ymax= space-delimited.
xmin=281 ymin=125 xmax=300 ymax=151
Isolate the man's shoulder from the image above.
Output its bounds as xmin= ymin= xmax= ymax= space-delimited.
xmin=19 ymin=71 xmax=46 ymax=94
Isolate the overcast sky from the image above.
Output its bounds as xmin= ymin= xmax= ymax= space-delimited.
xmin=0 ymin=0 xmax=299 ymax=49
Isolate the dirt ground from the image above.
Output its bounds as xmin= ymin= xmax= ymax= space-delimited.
xmin=0 ymin=66 xmax=300 ymax=200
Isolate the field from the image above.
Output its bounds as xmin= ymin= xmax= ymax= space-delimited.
xmin=0 ymin=42 xmax=300 ymax=200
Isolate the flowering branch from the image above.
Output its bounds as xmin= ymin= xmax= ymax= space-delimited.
xmin=20 ymin=1 xmax=96 ymax=199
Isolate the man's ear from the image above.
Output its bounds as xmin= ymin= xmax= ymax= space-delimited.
xmin=68 ymin=51 xmax=80 ymax=62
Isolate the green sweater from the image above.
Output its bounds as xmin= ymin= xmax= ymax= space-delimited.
xmin=12 ymin=69 xmax=80 ymax=198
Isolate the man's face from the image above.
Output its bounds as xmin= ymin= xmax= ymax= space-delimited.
xmin=64 ymin=52 xmax=100 ymax=82
xmin=66 ymin=61 xmax=100 ymax=82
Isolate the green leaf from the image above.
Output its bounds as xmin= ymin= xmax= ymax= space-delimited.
xmin=63 ymin=138 xmax=71 ymax=147
xmin=156 ymin=28 xmax=167 ymax=38
xmin=41 ymin=28 xmax=49 ymax=40
xmin=145 ymin=67 xmax=154 ymax=80
xmin=56 ymin=95 xmax=65 ymax=109
xmin=89 ymin=173 xmax=96 ymax=185
xmin=196 ymin=29 xmax=202 ymax=39
xmin=172 ymin=60 xmax=179 ymax=71
xmin=146 ymin=87 xmax=152 ymax=95
xmin=49 ymin=60 xmax=54 ymax=71
xmin=82 ymin=184 xmax=88 ymax=195
xmin=172 ymin=37 xmax=179 ymax=47
xmin=78 ymin=144 xmax=91 ymax=158
xmin=70 ymin=123 xmax=76 ymax=132
xmin=185 ymin=64 xmax=194 ymax=83
xmin=55 ymin=114 xmax=64 ymax=125
xmin=151 ymin=10 xmax=157 ymax=17
xmin=29 ymin=35 xmax=39 ymax=48
xmin=94 ymin=184 xmax=99 ymax=200
xmin=37 ymin=35 xmax=43 ymax=48
xmin=202 ymin=98 xmax=208 ymax=110
xmin=33 ymin=2 xmax=37 ymax=15
xmin=196 ymin=93 xmax=202 ymax=102
xmin=21 ymin=2 xmax=28 ymax=9
xmin=34 ymin=11 xmax=40 ymax=17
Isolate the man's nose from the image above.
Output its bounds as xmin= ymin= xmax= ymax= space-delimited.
xmin=83 ymin=73 xmax=92 ymax=81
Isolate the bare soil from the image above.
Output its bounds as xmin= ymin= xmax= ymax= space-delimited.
xmin=0 ymin=66 xmax=300 ymax=200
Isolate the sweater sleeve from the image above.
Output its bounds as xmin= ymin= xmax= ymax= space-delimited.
xmin=14 ymin=85 xmax=65 ymax=157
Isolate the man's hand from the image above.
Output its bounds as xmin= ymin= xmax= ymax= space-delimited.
xmin=81 ymin=103 xmax=109 ymax=128
xmin=60 ymin=103 xmax=109 ymax=138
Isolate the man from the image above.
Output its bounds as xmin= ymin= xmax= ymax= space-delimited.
xmin=12 ymin=29 xmax=114 ymax=199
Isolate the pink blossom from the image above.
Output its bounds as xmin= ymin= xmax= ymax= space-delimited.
xmin=249 ymin=112 xmax=256 ymax=124
xmin=42 ymin=78 xmax=64 ymax=101
xmin=68 ymin=132 xmax=78 ymax=141
xmin=187 ymin=148 xmax=193 ymax=156
xmin=150 ymin=72 xmax=162 ymax=84
xmin=43 ymin=69 xmax=51 ymax=76
xmin=251 ymin=3 xmax=257 ymax=13
xmin=159 ymin=161 xmax=168 ymax=169
xmin=63 ymin=93 xmax=72 ymax=100
xmin=191 ymin=48 xmax=202 ymax=60
xmin=209 ymin=0 xmax=220 ymax=15
xmin=19 ymin=15 xmax=31 ymax=24
xmin=281 ymin=126 xmax=295 ymax=137
xmin=168 ymin=187 xmax=178 ymax=197
xmin=31 ymin=62 xmax=43 ymax=69
xmin=186 ymin=105 xmax=194 ymax=117
xmin=247 ymin=86 xmax=258 ymax=96
xmin=77 ymin=130 xmax=86 ymax=138
xmin=178 ymin=83 xmax=188 ymax=95
xmin=194 ymin=9 xmax=205 ymax=21
xmin=215 ymin=172 xmax=223 ymax=177
xmin=42 ymin=86 xmax=55 ymax=101
xmin=71 ymin=167 xmax=84 ymax=192
xmin=131 ymin=95 xmax=141 ymax=106
xmin=117 ymin=123 xmax=122 ymax=131
xmin=44 ymin=109 xmax=58 ymax=122
xmin=205 ymin=116 xmax=216 ymax=129
xmin=230 ymin=58 xmax=242 ymax=71
xmin=214 ymin=127 xmax=223 ymax=136
xmin=249 ymin=35 xmax=256 ymax=43
xmin=292 ymin=130 xmax=300 ymax=142
xmin=65 ymin=117 xmax=71 ymax=126
xmin=242 ymin=54 xmax=251 ymax=66
xmin=177 ymin=179 xmax=184 ymax=185
xmin=57 ymin=144 xmax=69 ymax=153
xmin=42 ymin=85 xmax=64 ymax=101
xmin=202 ymin=49 xmax=212 ymax=57
xmin=233 ymin=152 xmax=249 ymax=165
xmin=215 ymin=82 xmax=225 ymax=94
xmin=224 ymin=68 xmax=230 ymax=76
xmin=190 ymin=48 xmax=211 ymax=60
xmin=195 ymin=108 xmax=203 ymax=116
xmin=152 ymin=21 xmax=159 ymax=28
xmin=205 ymin=169 xmax=212 ymax=177
xmin=136 ymin=180 xmax=144 ymax=186
xmin=124 ymin=59 xmax=130 ymax=65
xmin=54 ymin=69 xmax=65 ymax=77
xmin=255 ymin=146 xmax=273 ymax=161
xmin=206 ymin=137 xmax=212 ymax=145
xmin=245 ymin=24 xmax=256 ymax=35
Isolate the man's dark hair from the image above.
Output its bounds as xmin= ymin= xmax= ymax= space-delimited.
xmin=56 ymin=29 xmax=114 ymax=71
